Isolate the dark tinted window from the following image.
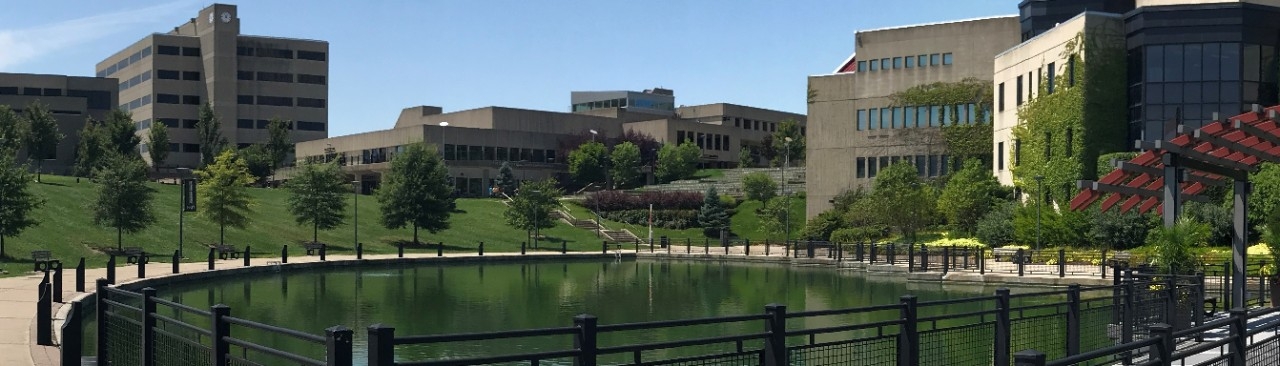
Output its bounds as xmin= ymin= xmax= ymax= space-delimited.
xmin=156 ymin=94 xmax=180 ymax=104
xmin=157 ymin=46 xmax=180 ymax=55
xmin=23 ymin=88 xmax=41 ymax=96
xmin=43 ymin=88 xmax=62 ymax=97
xmin=237 ymin=95 xmax=254 ymax=104
xmin=237 ymin=71 xmax=253 ymax=80
xmin=157 ymin=70 xmax=180 ymax=80
xmin=182 ymin=143 xmax=200 ymax=153
xmin=258 ymin=48 xmax=293 ymax=59
xmin=182 ymin=119 xmax=199 ymax=128
xmin=296 ymin=121 xmax=325 ymax=131
xmin=257 ymin=96 xmax=293 ymax=106
xmin=297 ymin=98 xmax=326 ymax=108
xmin=296 ymin=50 xmax=326 ymax=61
xmin=236 ymin=46 xmax=255 ymax=56
xmin=182 ymin=95 xmax=200 ymax=105
xmin=0 ymin=87 xmax=16 ymax=95
xmin=236 ymin=119 xmax=254 ymax=129
xmin=297 ymin=74 xmax=326 ymax=85
xmin=158 ymin=118 xmax=179 ymax=128
xmin=182 ymin=47 xmax=201 ymax=57
xmin=256 ymin=72 xmax=293 ymax=83
xmin=182 ymin=71 xmax=200 ymax=81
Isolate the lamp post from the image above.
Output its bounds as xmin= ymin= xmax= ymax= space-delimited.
xmin=1034 ymin=175 xmax=1044 ymax=251
xmin=529 ymin=189 xmax=542 ymax=248
xmin=439 ymin=122 xmax=450 ymax=193
xmin=176 ymin=167 xmax=192 ymax=259
xmin=782 ymin=137 xmax=793 ymax=245
xmin=352 ymin=180 xmax=360 ymax=249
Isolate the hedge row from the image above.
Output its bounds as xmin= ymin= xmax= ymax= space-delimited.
xmin=601 ymin=209 xmax=700 ymax=229
xmin=585 ymin=190 xmax=704 ymax=211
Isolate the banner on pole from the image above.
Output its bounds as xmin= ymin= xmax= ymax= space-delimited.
xmin=182 ymin=178 xmax=197 ymax=212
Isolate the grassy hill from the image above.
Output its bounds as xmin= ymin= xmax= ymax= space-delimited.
xmin=0 ymin=175 xmax=606 ymax=274
xmin=562 ymin=198 xmax=806 ymax=242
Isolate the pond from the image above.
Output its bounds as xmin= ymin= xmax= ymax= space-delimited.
xmin=83 ymin=259 xmax=1068 ymax=365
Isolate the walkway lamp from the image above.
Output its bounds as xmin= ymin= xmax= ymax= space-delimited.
xmin=1034 ymin=175 xmax=1044 ymax=252
xmin=352 ymin=180 xmax=360 ymax=250
xmin=783 ymin=137 xmax=793 ymax=245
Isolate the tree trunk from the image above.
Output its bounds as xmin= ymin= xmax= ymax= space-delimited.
xmin=413 ymin=224 xmax=419 ymax=245
xmin=220 ymin=224 xmax=225 ymax=245
xmin=1 ymin=235 xmax=5 ymax=258
xmin=117 ymin=227 xmax=122 ymax=250
xmin=313 ymin=221 xmax=318 ymax=243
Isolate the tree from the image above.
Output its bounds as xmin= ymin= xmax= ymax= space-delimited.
xmin=197 ymin=103 xmax=228 ymax=167
xmin=739 ymin=147 xmax=753 ymax=168
xmin=936 ymin=160 xmax=1004 ymax=234
xmin=569 ymin=141 xmax=607 ymax=186
xmin=742 ymin=172 xmax=777 ymax=202
xmin=759 ymin=135 xmax=778 ymax=166
xmin=610 ymin=141 xmax=641 ymax=189
xmin=147 ymin=120 xmax=170 ymax=171
xmin=285 ymin=161 xmax=349 ymax=243
xmin=503 ymin=178 xmax=561 ymax=244
xmin=103 ymin=109 xmax=141 ymax=158
xmin=196 ymin=150 xmax=255 ymax=245
xmin=770 ymin=119 xmax=805 ymax=166
xmin=0 ymin=105 xmax=26 ymax=153
xmin=92 ymin=155 xmax=156 ymax=250
xmin=0 ymin=148 xmax=43 ymax=258
xmin=873 ymin=162 xmax=937 ymax=242
xmin=759 ymin=196 xmax=801 ymax=241
xmin=495 ymin=161 xmax=517 ymax=196
xmin=698 ymin=186 xmax=730 ymax=238
xmin=656 ymin=139 xmax=700 ymax=182
xmin=376 ymin=143 xmax=453 ymax=244
xmin=975 ymin=202 xmax=1016 ymax=247
xmin=238 ymin=144 xmax=273 ymax=184
xmin=802 ymin=210 xmax=847 ymax=241
xmin=24 ymin=101 xmax=63 ymax=182
xmin=266 ymin=118 xmax=291 ymax=177
xmin=73 ymin=120 xmax=108 ymax=178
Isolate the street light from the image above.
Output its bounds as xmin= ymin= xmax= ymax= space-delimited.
xmin=589 ymin=129 xmax=598 ymax=142
xmin=352 ymin=180 xmax=360 ymax=250
xmin=176 ymin=167 xmax=192 ymax=259
xmin=1034 ymin=175 xmax=1044 ymax=251
xmin=439 ymin=122 xmax=450 ymax=191
xmin=529 ymin=189 xmax=542 ymax=248
xmin=783 ymin=137 xmax=793 ymax=245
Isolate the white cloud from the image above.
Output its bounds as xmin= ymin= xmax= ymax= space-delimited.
xmin=0 ymin=1 xmax=194 ymax=71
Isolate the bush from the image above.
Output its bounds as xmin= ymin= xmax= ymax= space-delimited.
xmin=922 ymin=237 xmax=985 ymax=248
xmin=719 ymin=194 xmax=738 ymax=209
xmin=1183 ymin=201 xmax=1233 ymax=247
xmin=742 ymin=172 xmax=777 ymax=202
xmin=585 ymin=190 xmax=704 ymax=211
xmin=975 ymin=202 xmax=1016 ymax=247
xmin=802 ymin=210 xmax=847 ymax=241
xmin=829 ymin=226 xmax=889 ymax=243
xmin=1089 ymin=208 xmax=1157 ymax=250
xmin=601 ymin=209 xmax=699 ymax=229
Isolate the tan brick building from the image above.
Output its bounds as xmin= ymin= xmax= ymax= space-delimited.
xmin=0 ymin=73 xmax=118 ymax=174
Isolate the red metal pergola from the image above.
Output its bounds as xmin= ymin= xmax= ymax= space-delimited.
xmin=1069 ymin=104 xmax=1280 ymax=308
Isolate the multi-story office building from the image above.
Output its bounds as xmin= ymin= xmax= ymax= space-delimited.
xmin=95 ymin=3 xmax=328 ymax=168
xmin=295 ymin=89 xmax=804 ymax=195
xmin=805 ymin=16 xmax=1021 ymax=219
xmin=1017 ymin=0 xmax=1135 ymax=41
xmin=0 ymin=73 xmax=118 ymax=173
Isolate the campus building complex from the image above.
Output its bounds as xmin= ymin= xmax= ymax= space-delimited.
xmin=96 ymin=3 xmax=329 ymax=168
xmin=804 ymin=16 xmax=1021 ymax=218
xmin=0 ymin=73 xmax=118 ymax=173
xmin=295 ymin=89 xmax=804 ymax=196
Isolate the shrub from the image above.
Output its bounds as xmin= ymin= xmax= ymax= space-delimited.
xmin=1089 ymin=208 xmax=1157 ymax=250
xmin=802 ymin=209 xmax=847 ymax=241
xmin=922 ymin=237 xmax=985 ymax=248
xmin=742 ymin=172 xmax=777 ymax=202
xmin=719 ymin=194 xmax=738 ymax=209
xmin=1146 ymin=217 xmax=1210 ymax=274
xmin=829 ymin=226 xmax=888 ymax=243
xmin=585 ymin=190 xmax=704 ymax=211
xmin=975 ymin=202 xmax=1016 ymax=247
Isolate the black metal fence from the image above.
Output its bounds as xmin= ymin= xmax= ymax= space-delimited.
xmin=69 ymin=270 xmax=1214 ymax=366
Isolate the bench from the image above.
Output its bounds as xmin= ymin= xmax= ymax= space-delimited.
xmin=31 ymin=250 xmax=53 ymax=272
xmin=305 ymin=242 xmax=326 ymax=256
xmin=1204 ymin=297 xmax=1219 ymax=317
xmin=123 ymin=247 xmax=147 ymax=265
xmin=1109 ymin=251 xmax=1133 ymax=267
xmin=209 ymin=244 xmax=239 ymax=260
xmin=992 ymin=248 xmax=1021 ymax=262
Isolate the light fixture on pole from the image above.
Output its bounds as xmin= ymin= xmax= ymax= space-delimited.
xmin=589 ymin=129 xmax=598 ymax=142
xmin=176 ymin=167 xmax=193 ymax=259
xmin=439 ymin=121 xmax=450 ymax=190
xmin=783 ymin=137 xmax=793 ymax=245
xmin=352 ymin=180 xmax=360 ymax=250
xmin=529 ymin=189 xmax=542 ymax=248
xmin=1034 ymin=175 xmax=1044 ymax=252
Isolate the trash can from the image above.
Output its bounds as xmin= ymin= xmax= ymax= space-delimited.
xmin=660 ymin=236 xmax=669 ymax=248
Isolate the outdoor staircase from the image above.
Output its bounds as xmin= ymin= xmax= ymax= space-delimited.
xmin=639 ymin=167 xmax=805 ymax=196
xmin=556 ymin=209 xmax=639 ymax=243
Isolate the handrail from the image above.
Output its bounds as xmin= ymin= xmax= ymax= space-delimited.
xmin=395 ymin=326 xmax=579 ymax=345
xmin=785 ymin=319 xmax=902 ymax=337
xmin=153 ymin=297 xmax=212 ymax=317
xmin=787 ymin=303 xmax=903 ymax=318
xmin=153 ymin=313 xmax=212 ymax=336
xmin=223 ymin=336 xmax=325 ymax=366
xmin=917 ymin=308 xmax=999 ymax=323
xmin=1045 ymin=337 xmax=1160 ymax=366
xmin=596 ymin=332 xmax=770 ymax=354
xmin=102 ymin=299 xmax=141 ymax=313
xmin=223 ymin=316 xmax=326 ymax=344
xmin=396 ymin=349 xmax=581 ymax=366
xmin=103 ymin=286 xmax=142 ymax=298
xmin=917 ymin=295 xmax=999 ymax=308
xmin=597 ymin=314 xmax=771 ymax=332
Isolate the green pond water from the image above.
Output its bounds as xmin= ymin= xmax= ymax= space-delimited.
xmin=82 ymin=259 xmax=1075 ymax=365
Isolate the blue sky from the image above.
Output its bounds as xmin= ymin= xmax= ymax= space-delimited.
xmin=0 ymin=1 xmax=1012 ymax=137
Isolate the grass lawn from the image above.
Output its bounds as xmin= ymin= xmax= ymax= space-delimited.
xmin=563 ymin=197 xmax=805 ymax=242
xmin=692 ymin=169 xmax=724 ymax=180
xmin=0 ymin=175 xmax=606 ymax=275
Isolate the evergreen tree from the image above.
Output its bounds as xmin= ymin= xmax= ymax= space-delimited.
xmin=0 ymin=146 xmax=43 ymax=258
xmin=73 ymin=120 xmax=108 ymax=178
xmin=568 ymin=141 xmax=607 ymax=186
xmin=196 ymin=150 xmax=255 ymax=245
xmin=92 ymin=155 xmax=156 ymax=250
xmin=698 ymin=186 xmax=730 ymax=238
xmin=610 ymin=141 xmax=641 ymax=189
xmin=147 ymin=120 xmax=170 ymax=171
xmin=285 ymin=161 xmax=349 ymax=243
xmin=495 ymin=161 xmax=517 ymax=196
xmin=103 ymin=109 xmax=141 ymax=157
xmin=197 ymin=103 xmax=228 ymax=167
xmin=376 ymin=143 xmax=453 ymax=244
xmin=23 ymin=101 xmax=63 ymax=181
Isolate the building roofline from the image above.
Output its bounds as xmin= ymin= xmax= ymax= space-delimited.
xmin=832 ymin=51 xmax=857 ymax=74
xmin=237 ymin=34 xmax=329 ymax=44
xmin=993 ymin=11 xmax=1122 ymax=59
xmin=681 ymin=102 xmax=805 ymax=117
xmin=0 ymin=71 xmax=113 ymax=81
xmin=856 ymin=14 xmax=1018 ymax=34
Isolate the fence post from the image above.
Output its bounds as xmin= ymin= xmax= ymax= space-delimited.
xmin=357 ymin=242 xmax=363 ymax=260
xmin=1016 ymin=249 xmax=1025 ymax=277
xmin=207 ymin=248 xmax=214 ymax=270
xmin=963 ymin=247 xmax=969 ymax=269
xmin=1229 ymin=308 xmax=1247 ymax=366
xmin=36 ymin=279 xmax=52 ymax=345
xmin=765 ymin=239 xmax=771 ymax=256
xmin=1122 ymin=278 xmax=1135 ymax=364
xmin=979 ymin=248 xmax=985 ymax=275
xmin=138 ymin=253 xmax=147 ymax=278
xmin=521 ymin=242 xmax=527 ymax=255
xmin=107 ymin=255 xmax=116 ymax=284
xmin=321 ymin=244 xmax=327 ymax=261
xmin=725 ymin=240 xmax=730 ymax=255
xmin=807 ymin=240 xmax=815 ymax=259
xmin=1165 ymin=275 xmax=1177 ymax=328
xmin=898 ymin=295 xmax=919 ymax=366
xmin=60 ymin=301 xmax=82 ymax=366
xmin=171 ymin=250 xmax=180 ymax=274
xmin=562 ymin=240 xmax=567 ymax=254
xmin=1066 ymin=284 xmax=1080 ymax=356
xmin=763 ymin=304 xmax=788 ymax=366
xmin=995 ymin=288 xmax=1012 ymax=366
xmin=888 ymin=244 xmax=896 ymax=265
xmin=857 ymin=242 xmax=864 ymax=262
xmin=52 ymin=261 xmax=63 ymax=303
xmin=243 ymin=246 xmax=251 ymax=267
xmin=602 ymin=241 xmax=607 ymax=254
xmin=1101 ymin=250 xmax=1108 ymax=279
xmin=95 ymin=279 xmax=108 ymax=363
xmin=704 ymin=238 xmax=709 ymax=255
xmin=1150 ymin=323 xmax=1174 ymax=364
xmin=943 ymin=247 xmax=950 ymax=274
xmin=1058 ymin=249 xmax=1066 ymax=278
xmin=282 ymin=245 xmax=289 ymax=264
xmin=1013 ymin=350 xmax=1047 ymax=366
xmin=920 ymin=247 xmax=928 ymax=272
xmin=141 ymin=287 xmax=157 ymax=366
xmin=367 ymin=324 xmax=395 ymax=366
xmin=211 ymin=304 xmax=231 ymax=366
xmin=573 ymin=314 xmax=599 ymax=366
xmin=910 ymin=244 xmax=918 ymax=272
xmin=870 ymin=242 xmax=877 ymax=263
xmin=745 ymin=239 xmax=751 ymax=256
xmin=1195 ymin=272 xmax=1206 ymax=341
xmin=439 ymin=242 xmax=445 ymax=257
xmin=75 ymin=258 xmax=85 ymax=292
xmin=398 ymin=242 xmax=404 ymax=258
xmin=325 ymin=326 xmax=354 ymax=366
xmin=479 ymin=242 xmax=485 ymax=256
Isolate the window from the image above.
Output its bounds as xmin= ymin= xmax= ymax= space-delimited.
xmin=182 ymin=143 xmax=200 ymax=153
xmin=880 ymin=108 xmax=891 ymax=129
xmin=1047 ymin=62 xmax=1056 ymax=94
xmin=258 ymin=47 xmax=293 ymax=59
xmin=181 ymin=47 xmax=201 ymax=57
xmin=182 ymin=95 xmax=200 ymax=105
xmin=237 ymin=95 xmax=254 ymax=104
xmin=43 ymin=88 xmax=62 ymax=97
xmin=157 ymin=70 xmax=179 ymax=80
xmin=868 ymin=108 xmax=878 ymax=130
xmin=1016 ymin=76 xmax=1024 ymax=106
xmin=0 ymin=87 xmax=16 ymax=95
xmin=443 ymin=144 xmax=456 ymax=160
xmin=135 ymin=119 xmax=151 ymax=131
xmin=1044 ymin=132 xmax=1052 ymax=158
xmin=296 ymin=121 xmax=325 ymax=131
xmin=857 ymin=61 xmax=867 ymax=72
xmin=169 ymin=143 xmax=180 ymax=152
xmin=257 ymin=96 xmax=293 ymax=106
xmin=1014 ymin=139 xmax=1022 ymax=166
xmin=296 ymin=50 xmax=326 ymax=61
xmin=297 ymin=74 xmax=326 ymax=85
xmin=930 ymin=54 xmax=940 ymax=66
xmin=257 ymin=72 xmax=293 ymax=83
xmin=236 ymin=46 xmax=255 ymax=56
xmin=237 ymin=119 xmax=254 ymax=129
xmin=998 ymin=83 xmax=1006 ymax=111
xmin=892 ymin=107 xmax=903 ymax=128
xmin=905 ymin=106 xmax=916 ymax=128
xmin=893 ymin=57 xmax=902 ymax=69
xmin=157 ymin=45 xmax=180 ymax=55
xmin=942 ymin=53 xmax=953 ymax=65
xmin=868 ymin=157 xmax=878 ymax=178
xmin=237 ymin=71 xmax=253 ymax=80
xmin=967 ymin=103 xmax=976 ymax=124
xmin=1028 ymin=72 xmax=1034 ymax=100
xmin=927 ymin=155 xmax=938 ymax=177
xmin=997 ymin=142 xmax=1005 ymax=170
xmin=182 ymin=71 xmax=200 ymax=81
xmin=917 ymin=55 xmax=927 ymax=67
xmin=182 ymin=119 xmax=199 ymax=129
xmin=939 ymin=155 xmax=949 ymax=175
xmin=880 ymin=58 xmax=889 ymax=70
xmin=156 ymin=94 xmax=180 ymax=104
xmin=930 ymin=106 xmax=942 ymax=127
xmin=869 ymin=61 xmax=878 ymax=71
xmin=905 ymin=56 xmax=914 ymax=68
xmin=23 ymin=87 xmax=40 ymax=96
xmin=856 ymin=158 xmax=865 ymax=178
xmin=158 ymin=118 xmax=178 ymax=128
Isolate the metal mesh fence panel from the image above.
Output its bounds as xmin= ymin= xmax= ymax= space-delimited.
xmin=918 ymin=322 xmax=994 ymax=366
xmin=787 ymin=335 xmax=896 ymax=366
xmin=227 ymin=354 xmax=267 ymax=366
xmin=1078 ymin=302 xmax=1123 ymax=364
xmin=1247 ymin=334 xmax=1280 ymax=366
xmin=104 ymin=307 xmax=142 ymax=366
xmin=1129 ymin=287 xmax=1167 ymax=341
xmin=152 ymin=325 xmax=212 ymax=366
xmin=647 ymin=350 xmax=763 ymax=366
xmin=1010 ymin=312 xmax=1067 ymax=361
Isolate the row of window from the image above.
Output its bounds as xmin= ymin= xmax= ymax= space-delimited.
xmin=98 ymin=46 xmax=153 ymax=77
xmin=998 ymin=58 xmax=1077 ymax=111
xmin=0 ymin=88 xmax=114 ymax=110
xmin=856 ymin=53 xmax=953 ymax=73
xmin=236 ymin=119 xmax=292 ymax=130
xmin=856 ymin=103 xmax=989 ymax=131
xmin=442 ymin=144 xmax=559 ymax=163
xmin=236 ymin=95 xmax=326 ymax=108
xmin=119 ymin=95 xmax=152 ymax=111
xmin=675 ymin=130 xmax=732 ymax=152
xmin=727 ymin=116 xmax=784 ymax=132
xmin=0 ymin=87 xmax=63 ymax=97
xmin=235 ymin=71 xmax=327 ymax=85
xmin=156 ymin=70 xmax=201 ymax=81
xmin=118 ymin=70 xmax=153 ymax=92
xmin=855 ymin=154 xmax=955 ymax=179
xmin=236 ymin=46 xmax=327 ymax=61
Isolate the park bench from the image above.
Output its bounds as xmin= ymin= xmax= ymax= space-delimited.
xmin=123 ymin=247 xmax=147 ymax=265
xmin=992 ymin=248 xmax=1021 ymax=262
xmin=305 ymin=242 xmax=326 ymax=256
xmin=1108 ymin=251 xmax=1133 ymax=268
xmin=31 ymin=250 xmax=53 ymax=272
xmin=209 ymin=244 xmax=239 ymax=260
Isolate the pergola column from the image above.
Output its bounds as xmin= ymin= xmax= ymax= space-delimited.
xmin=1232 ymin=179 xmax=1250 ymax=308
xmin=1162 ymin=153 xmax=1181 ymax=228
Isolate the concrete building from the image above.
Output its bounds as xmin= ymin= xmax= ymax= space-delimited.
xmin=992 ymin=11 xmax=1126 ymax=186
xmin=0 ymin=73 xmax=118 ymax=173
xmin=96 ymin=3 xmax=328 ymax=168
xmin=805 ymin=16 xmax=1021 ymax=219
xmin=295 ymin=89 xmax=804 ymax=196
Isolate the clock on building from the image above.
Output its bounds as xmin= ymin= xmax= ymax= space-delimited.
xmin=220 ymin=12 xmax=232 ymax=23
